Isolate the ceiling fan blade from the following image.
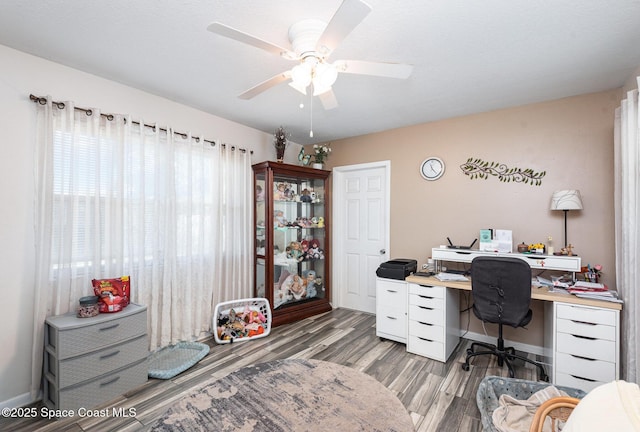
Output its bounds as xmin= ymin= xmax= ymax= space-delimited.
xmin=334 ymin=60 xmax=413 ymax=79
xmin=239 ymin=71 xmax=292 ymax=100
xmin=316 ymin=0 xmax=372 ymax=57
xmin=207 ymin=22 xmax=295 ymax=59
xmin=318 ymin=89 xmax=339 ymax=110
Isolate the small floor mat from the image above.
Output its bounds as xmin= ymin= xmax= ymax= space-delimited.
xmin=148 ymin=341 xmax=210 ymax=379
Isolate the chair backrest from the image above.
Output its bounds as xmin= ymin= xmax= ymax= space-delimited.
xmin=471 ymin=256 xmax=532 ymax=327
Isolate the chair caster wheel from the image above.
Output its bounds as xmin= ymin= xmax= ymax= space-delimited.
xmin=462 ymin=363 xmax=470 ymax=371
xmin=466 ymin=348 xmax=473 ymax=356
xmin=540 ymin=373 xmax=549 ymax=382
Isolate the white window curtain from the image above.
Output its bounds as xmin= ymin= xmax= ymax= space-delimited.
xmin=614 ymin=78 xmax=640 ymax=383
xmin=30 ymin=97 xmax=253 ymax=399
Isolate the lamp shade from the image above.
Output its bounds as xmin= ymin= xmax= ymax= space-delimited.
xmin=550 ymin=190 xmax=583 ymax=211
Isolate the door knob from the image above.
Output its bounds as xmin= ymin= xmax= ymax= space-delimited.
xmin=380 ymin=249 xmax=386 ymax=255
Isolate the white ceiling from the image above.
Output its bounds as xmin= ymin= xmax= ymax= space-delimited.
xmin=1 ymin=0 xmax=639 ymax=144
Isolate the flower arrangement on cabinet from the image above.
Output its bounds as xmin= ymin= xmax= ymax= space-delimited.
xmin=312 ymin=144 xmax=332 ymax=164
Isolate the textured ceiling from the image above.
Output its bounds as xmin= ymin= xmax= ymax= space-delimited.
xmin=1 ymin=0 xmax=639 ymax=144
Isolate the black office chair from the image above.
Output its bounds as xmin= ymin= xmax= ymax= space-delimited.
xmin=461 ymin=256 xmax=548 ymax=381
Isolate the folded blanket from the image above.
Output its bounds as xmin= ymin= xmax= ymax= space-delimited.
xmin=492 ymin=385 xmax=568 ymax=432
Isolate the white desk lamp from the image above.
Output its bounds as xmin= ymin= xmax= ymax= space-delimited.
xmin=550 ymin=190 xmax=583 ymax=247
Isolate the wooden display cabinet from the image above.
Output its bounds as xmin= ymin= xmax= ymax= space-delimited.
xmin=253 ymin=161 xmax=331 ymax=326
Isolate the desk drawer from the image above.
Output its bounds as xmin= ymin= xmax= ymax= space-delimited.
xmin=409 ymin=304 xmax=443 ymax=326
xmin=409 ymin=293 xmax=444 ymax=310
xmin=377 ymin=281 xmax=407 ymax=303
xmin=555 ymin=352 xmax=616 ymax=383
xmin=555 ymin=372 xmax=606 ymax=394
xmin=556 ymin=303 xmax=617 ymax=326
xmin=376 ymin=311 xmax=406 ymax=338
xmin=407 ymin=335 xmax=445 ymax=360
xmin=517 ymin=255 xmax=581 ymax=271
xmin=409 ymin=320 xmax=444 ymax=342
xmin=556 ymin=332 xmax=616 ymax=363
xmin=556 ymin=318 xmax=616 ymax=341
xmin=409 ymin=283 xmax=445 ymax=299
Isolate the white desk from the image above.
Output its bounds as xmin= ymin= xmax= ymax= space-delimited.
xmin=375 ymin=249 xmax=621 ymax=393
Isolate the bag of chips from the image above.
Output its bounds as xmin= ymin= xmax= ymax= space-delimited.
xmin=92 ymin=276 xmax=131 ymax=313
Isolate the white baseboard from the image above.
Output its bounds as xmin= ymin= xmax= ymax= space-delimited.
xmin=0 ymin=391 xmax=39 ymax=410
xmin=462 ymin=330 xmax=545 ymax=358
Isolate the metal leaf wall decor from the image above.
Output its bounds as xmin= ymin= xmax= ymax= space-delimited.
xmin=460 ymin=157 xmax=546 ymax=186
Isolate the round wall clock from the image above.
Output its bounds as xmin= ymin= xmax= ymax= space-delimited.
xmin=420 ymin=157 xmax=445 ymax=181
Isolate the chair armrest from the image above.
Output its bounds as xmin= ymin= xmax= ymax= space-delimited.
xmin=529 ymin=396 xmax=580 ymax=432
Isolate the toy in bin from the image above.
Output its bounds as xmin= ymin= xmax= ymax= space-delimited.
xmin=214 ymin=298 xmax=271 ymax=344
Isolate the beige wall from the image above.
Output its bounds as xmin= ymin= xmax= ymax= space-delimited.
xmin=321 ymin=89 xmax=621 ymax=346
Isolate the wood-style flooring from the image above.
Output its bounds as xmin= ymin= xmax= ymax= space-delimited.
xmin=1 ymin=308 xmax=544 ymax=432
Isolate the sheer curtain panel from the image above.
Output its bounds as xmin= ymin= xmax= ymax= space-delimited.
xmin=31 ymin=97 xmax=252 ymax=399
xmin=614 ymin=78 xmax=640 ymax=383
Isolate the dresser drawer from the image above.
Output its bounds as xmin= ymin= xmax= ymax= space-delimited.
xmin=555 ymin=372 xmax=606 ymax=394
xmin=47 ymin=306 xmax=147 ymax=359
xmin=409 ymin=283 xmax=445 ymax=298
xmin=555 ymin=352 xmax=616 ymax=383
xmin=556 ymin=332 xmax=616 ymax=363
xmin=409 ymin=293 xmax=444 ymax=310
xmin=409 ymin=320 xmax=444 ymax=342
xmin=46 ymin=334 xmax=149 ymax=389
xmin=556 ymin=318 xmax=616 ymax=341
xmin=409 ymin=304 xmax=444 ymax=326
xmin=407 ymin=334 xmax=445 ymax=360
xmin=556 ymin=303 xmax=617 ymax=326
xmin=46 ymin=358 xmax=148 ymax=411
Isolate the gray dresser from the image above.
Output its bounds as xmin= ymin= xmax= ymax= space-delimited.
xmin=43 ymin=303 xmax=148 ymax=411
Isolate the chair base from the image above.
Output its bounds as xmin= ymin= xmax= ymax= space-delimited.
xmin=462 ymin=341 xmax=549 ymax=382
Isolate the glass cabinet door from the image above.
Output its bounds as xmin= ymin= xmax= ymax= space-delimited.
xmin=271 ymin=175 xmax=326 ymax=309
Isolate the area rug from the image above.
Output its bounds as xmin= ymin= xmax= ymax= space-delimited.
xmin=150 ymin=358 xmax=414 ymax=432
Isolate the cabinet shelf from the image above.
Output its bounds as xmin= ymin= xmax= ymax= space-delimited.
xmin=253 ymin=161 xmax=332 ymax=327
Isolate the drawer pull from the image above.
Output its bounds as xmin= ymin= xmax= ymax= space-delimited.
xmin=571 ymin=334 xmax=597 ymax=341
xmin=419 ymin=284 xmax=434 ymax=288
xmin=418 ymin=295 xmax=434 ymax=299
xmin=570 ymin=354 xmax=596 ymax=361
xmin=570 ymin=319 xmax=596 ymax=326
xmin=570 ymin=374 xmax=596 ymax=382
xmin=386 ymin=289 xmax=398 ymax=293
xmin=418 ymin=306 xmax=434 ymax=310
xmin=386 ymin=316 xmax=397 ymax=320
xmin=418 ymin=337 xmax=434 ymax=342
xmin=525 ymin=256 xmax=545 ymax=261
xmin=417 ymin=321 xmax=433 ymax=326
xmin=100 ymin=350 xmax=121 ymax=360
xmin=100 ymin=376 xmax=121 ymax=387
xmin=99 ymin=323 xmax=120 ymax=331
xmin=454 ymin=251 xmax=471 ymax=255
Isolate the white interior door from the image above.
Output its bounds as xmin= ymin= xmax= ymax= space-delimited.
xmin=332 ymin=161 xmax=390 ymax=313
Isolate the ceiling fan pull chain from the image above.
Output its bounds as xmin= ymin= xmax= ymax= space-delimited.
xmin=309 ymin=91 xmax=314 ymax=138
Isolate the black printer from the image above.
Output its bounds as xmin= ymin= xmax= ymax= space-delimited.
xmin=376 ymin=258 xmax=418 ymax=280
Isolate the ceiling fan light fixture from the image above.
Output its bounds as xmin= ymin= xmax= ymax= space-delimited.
xmin=312 ymin=63 xmax=338 ymax=95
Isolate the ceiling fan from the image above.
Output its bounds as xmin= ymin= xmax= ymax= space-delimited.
xmin=207 ymin=0 xmax=413 ymax=110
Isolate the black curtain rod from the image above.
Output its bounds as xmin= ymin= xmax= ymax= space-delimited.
xmin=29 ymin=94 xmax=253 ymax=154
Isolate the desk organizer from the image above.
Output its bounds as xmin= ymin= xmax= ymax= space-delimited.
xmin=213 ymin=297 xmax=271 ymax=344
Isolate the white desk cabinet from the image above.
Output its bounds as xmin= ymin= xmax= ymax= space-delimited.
xmin=43 ymin=303 xmax=148 ymax=411
xmin=375 ymin=277 xmax=407 ymax=343
xmin=545 ymin=302 xmax=620 ymax=393
xmin=407 ymin=282 xmax=459 ymax=362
